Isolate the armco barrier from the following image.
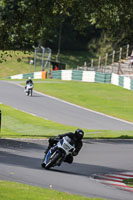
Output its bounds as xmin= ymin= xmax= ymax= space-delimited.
xmin=111 ymin=73 xmax=119 ymax=86
xmin=34 ymin=72 xmax=42 ymax=79
xmin=7 ymin=70 xmax=133 ymax=90
xmin=82 ymin=71 xmax=95 ymax=82
xmin=72 ymin=70 xmax=83 ymax=81
xmin=131 ymin=80 xmax=133 ymax=90
xmin=105 ymin=74 xmax=112 ymax=83
xmin=52 ymin=70 xmax=62 ymax=79
xmin=23 ymin=73 xmax=34 ymax=79
xmin=123 ymin=77 xmax=131 ymax=90
xmin=95 ymin=72 xmax=111 ymax=83
xmin=8 ymin=71 xmax=47 ymax=80
xmin=119 ymin=76 xmax=124 ymax=87
xmin=9 ymin=74 xmax=23 ymax=79
xmin=61 ymin=70 xmax=72 ymax=80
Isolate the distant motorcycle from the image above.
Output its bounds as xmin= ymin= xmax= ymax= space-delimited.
xmin=41 ymin=136 xmax=75 ymax=170
xmin=25 ymin=83 xmax=33 ymax=96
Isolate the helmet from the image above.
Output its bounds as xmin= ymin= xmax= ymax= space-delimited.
xmin=28 ymin=77 xmax=31 ymax=80
xmin=75 ymin=129 xmax=84 ymax=140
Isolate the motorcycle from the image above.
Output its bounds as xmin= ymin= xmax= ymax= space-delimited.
xmin=25 ymin=83 xmax=33 ymax=96
xmin=41 ymin=136 xmax=75 ymax=170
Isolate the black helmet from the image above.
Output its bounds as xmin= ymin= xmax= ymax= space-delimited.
xmin=75 ymin=129 xmax=84 ymax=140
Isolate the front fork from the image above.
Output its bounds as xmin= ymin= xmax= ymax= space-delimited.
xmin=43 ymin=145 xmax=58 ymax=164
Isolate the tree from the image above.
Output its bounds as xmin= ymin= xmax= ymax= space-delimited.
xmin=0 ymin=0 xmax=132 ymax=50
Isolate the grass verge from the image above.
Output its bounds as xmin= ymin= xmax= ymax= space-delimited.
xmin=0 ymin=104 xmax=133 ymax=139
xmin=0 ymin=180 xmax=103 ymax=200
xmin=123 ymin=179 xmax=133 ymax=188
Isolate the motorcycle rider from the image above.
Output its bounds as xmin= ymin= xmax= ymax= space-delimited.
xmin=41 ymin=129 xmax=84 ymax=168
xmin=25 ymin=77 xmax=33 ymax=91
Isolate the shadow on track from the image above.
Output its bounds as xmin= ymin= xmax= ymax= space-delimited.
xmin=0 ymin=151 xmax=42 ymax=170
xmin=0 ymin=139 xmax=47 ymax=151
xmin=0 ymin=139 xmax=132 ymax=178
xmin=0 ymin=150 xmax=128 ymax=177
xmin=51 ymin=162 xmax=128 ymax=177
xmin=29 ymin=95 xmax=44 ymax=98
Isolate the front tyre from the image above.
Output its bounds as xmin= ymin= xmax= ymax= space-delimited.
xmin=41 ymin=163 xmax=46 ymax=168
xmin=45 ymin=152 xmax=61 ymax=170
xmin=30 ymin=89 xmax=33 ymax=96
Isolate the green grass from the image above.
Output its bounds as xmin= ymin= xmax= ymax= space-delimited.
xmin=1 ymin=103 xmax=133 ymax=139
xmin=53 ymin=50 xmax=93 ymax=69
xmin=0 ymin=180 xmax=103 ymax=200
xmin=0 ymin=50 xmax=35 ymax=79
xmin=123 ymin=179 xmax=133 ymax=188
xmin=0 ymin=104 xmax=77 ymax=138
xmin=0 ymin=50 xmax=91 ymax=79
xmin=33 ymin=80 xmax=133 ymax=122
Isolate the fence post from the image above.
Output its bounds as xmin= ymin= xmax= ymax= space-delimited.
xmin=0 ymin=110 xmax=1 ymax=133
xmin=105 ymin=53 xmax=108 ymax=67
xmin=34 ymin=48 xmax=37 ymax=72
xmin=126 ymin=44 xmax=129 ymax=59
xmin=91 ymin=59 xmax=94 ymax=68
xmin=41 ymin=46 xmax=45 ymax=71
xmin=112 ymin=50 xmax=115 ymax=64
xmin=98 ymin=56 xmax=101 ymax=69
xmin=119 ymin=47 xmax=122 ymax=61
xmin=118 ymin=48 xmax=122 ymax=74
xmin=84 ymin=62 xmax=87 ymax=70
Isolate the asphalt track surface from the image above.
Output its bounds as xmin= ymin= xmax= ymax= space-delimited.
xmin=0 ymin=80 xmax=133 ymax=200
xmin=0 ymin=139 xmax=133 ymax=200
xmin=0 ymin=80 xmax=133 ymax=130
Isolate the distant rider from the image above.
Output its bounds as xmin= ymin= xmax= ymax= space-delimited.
xmin=25 ymin=77 xmax=33 ymax=90
xmin=41 ymin=129 xmax=84 ymax=168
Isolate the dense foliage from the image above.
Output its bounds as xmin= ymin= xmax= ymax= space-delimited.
xmin=0 ymin=0 xmax=132 ymax=51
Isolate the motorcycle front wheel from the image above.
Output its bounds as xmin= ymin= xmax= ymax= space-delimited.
xmin=30 ymin=89 xmax=32 ymax=96
xmin=45 ymin=152 xmax=61 ymax=170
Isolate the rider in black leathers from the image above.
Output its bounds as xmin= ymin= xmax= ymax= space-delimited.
xmin=26 ymin=77 xmax=33 ymax=85
xmin=42 ymin=129 xmax=84 ymax=166
xmin=25 ymin=77 xmax=33 ymax=90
